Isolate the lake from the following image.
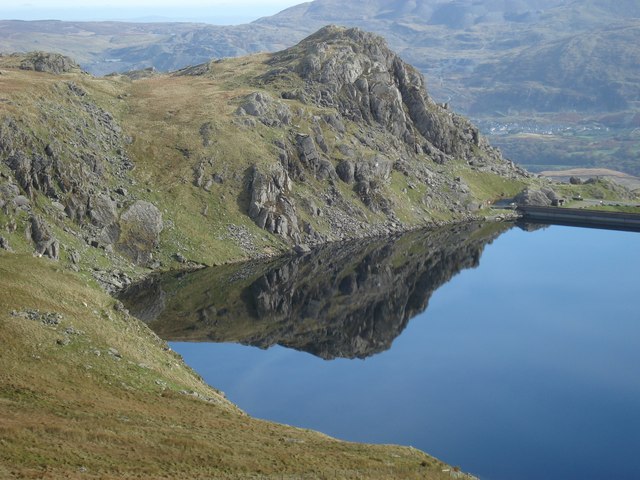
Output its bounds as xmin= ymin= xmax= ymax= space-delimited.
xmin=120 ymin=222 xmax=640 ymax=480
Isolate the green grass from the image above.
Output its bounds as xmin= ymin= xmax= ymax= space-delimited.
xmin=583 ymin=205 xmax=640 ymax=214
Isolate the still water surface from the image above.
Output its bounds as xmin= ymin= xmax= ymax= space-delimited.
xmin=123 ymin=223 xmax=640 ymax=480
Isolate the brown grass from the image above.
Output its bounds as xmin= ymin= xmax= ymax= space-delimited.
xmin=0 ymin=253 xmax=457 ymax=479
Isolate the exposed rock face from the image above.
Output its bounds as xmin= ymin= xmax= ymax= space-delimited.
xmin=267 ymin=26 xmax=488 ymax=159
xmin=0 ymin=31 xmax=534 ymax=269
xmin=28 ymin=215 xmax=59 ymax=260
xmin=116 ymin=201 xmax=163 ymax=266
xmin=120 ymin=222 xmax=511 ymax=359
xmin=18 ymin=52 xmax=82 ymax=75
xmin=295 ymin=134 xmax=336 ymax=180
xmin=248 ymin=164 xmax=300 ymax=241
xmin=231 ymin=26 xmax=529 ymax=242
xmin=89 ymin=194 xmax=118 ymax=228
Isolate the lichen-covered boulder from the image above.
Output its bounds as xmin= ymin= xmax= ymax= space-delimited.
xmin=116 ymin=201 xmax=163 ymax=266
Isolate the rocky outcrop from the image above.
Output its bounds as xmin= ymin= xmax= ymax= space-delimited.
xmin=247 ymin=164 xmax=300 ymax=241
xmin=18 ymin=52 xmax=82 ymax=75
xmin=266 ymin=26 xmax=488 ymax=160
xmin=231 ymin=26 xmax=529 ymax=242
xmin=235 ymin=92 xmax=292 ymax=127
xmin=0 ymin=66 xmax=161 ymax=263
xmin=116 ymin=201 xmax=163 ymax=266
xmin=295 ymin=134 xmax=336 ymax=181
xmin=27 ymin=215 xmax=59 ymax=260
xmin=514 ymin=187 xmax=560 ymax=207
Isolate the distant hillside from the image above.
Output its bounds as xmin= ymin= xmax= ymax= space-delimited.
xmin=2 ymin=0 xmax=639 ymax=174
xmin=468 ymin=25 xmax=640 ymax=113
xmin=2 ymin=1 xmax=638 ymax=112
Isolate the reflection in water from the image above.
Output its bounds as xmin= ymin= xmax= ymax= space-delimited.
xmin=121 ymin=222 xmax=512 ymax=359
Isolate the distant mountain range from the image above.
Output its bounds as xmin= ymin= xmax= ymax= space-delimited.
xmin=1 ymin=0 xmax=639 ymax=174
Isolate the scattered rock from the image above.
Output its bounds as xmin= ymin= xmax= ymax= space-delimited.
xmin=108 ymin=348 xmax=122 ymax=359
xmin=93 ymin=270 xmax=132 ymax=294
xmin=65 ymin=326 xmax=84 ymax=335
xmin=12 ymin=309 xmax=63 ymax=325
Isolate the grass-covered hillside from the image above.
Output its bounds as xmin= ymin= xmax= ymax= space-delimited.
xmin=0 ymin=25 xmax=635 ymax=479
xmin=0 ymin=26 xmax=532 ymax=276
xmin=0 ymin=26 xmax=532 ymax=479
xmin=0 ymin=252 xmax=463 ymax=479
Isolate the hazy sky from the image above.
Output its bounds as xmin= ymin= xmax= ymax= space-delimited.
xmin=0 ymin=0 xmax=305 ymax=24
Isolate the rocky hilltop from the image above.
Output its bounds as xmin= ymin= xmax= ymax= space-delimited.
xmin=0 ymin=26 xmax=529 ymax=279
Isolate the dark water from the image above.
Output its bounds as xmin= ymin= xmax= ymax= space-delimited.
xmin=121 ymin=222 xmax=640 ymax=480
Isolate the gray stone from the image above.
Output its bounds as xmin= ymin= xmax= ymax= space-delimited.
xmin=116 ymin=201 xmax=163 ymax=266
xmin=336 ymin=160 xmax=355 ymax=183
xmin=88 ymin=194 xmax=118 ymax=228
xmin=247 ymin=164 xmax=300 ymax=241
xmin=569 ymin=176 xmax=583 ymax=185
xmin=514 ymin=188 xmax=558 ymax=207
xmin=19 ymin=52 xmax=81 ymax=74
xmin=108 ymin=347 xmax=122 ymax=359
xmin=69 ymin=249 xmax=81 ymax=265
xmin=0 ymin=236 xmax=12 ymax=251
xmin=13 ymin=195 xmax=30 ymax=208
xmin=28 ymin=215 xmax=59 ymax=260
xmin=236 ymin=91 xmax=292 ymax=127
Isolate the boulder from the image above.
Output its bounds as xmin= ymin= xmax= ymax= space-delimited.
xmin=116 ymin=201 xmax=163 ymax=266
xmin=0 ymin=236 xmax=12 ymax=251
xmin=19 ymin=52 xmax=81 ymax=75
xmin=28 ymin=215 xmax=59 ymax=260
xmin=336 ymin=160 xmax=355 ymax=183
xmin=514 ymin=188 xmax=559 ymax=207
xmin=88 ymin=193 xmax=118 ymax=228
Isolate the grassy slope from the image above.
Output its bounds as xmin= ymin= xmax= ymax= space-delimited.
xmin=0 ymin=253 xmax=457 ymax=479
xmin=0 ymin=50 xmax=631 ymax=479
xmin=1 ymin=53 xmax=531 ymax=269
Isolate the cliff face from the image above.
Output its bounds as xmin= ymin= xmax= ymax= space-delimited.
xmin=0 ymin=26 xmax=528 ymax=273
xmin=119 ymin=222 xmax=510 ymax=359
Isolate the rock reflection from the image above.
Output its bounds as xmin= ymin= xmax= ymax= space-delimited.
xmin=119 ymin=222 xmax=512 ymax=359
